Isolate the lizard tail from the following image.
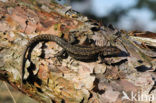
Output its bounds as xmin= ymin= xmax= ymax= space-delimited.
xmin=21 ymin=34 xmax=67 ymax=84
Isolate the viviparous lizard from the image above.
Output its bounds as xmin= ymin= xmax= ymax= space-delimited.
xmin=21 ymin=34 xmax=120 ymax=82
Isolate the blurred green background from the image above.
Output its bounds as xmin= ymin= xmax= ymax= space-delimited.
xmin=57 ymin=0 xmax=156 ymax=32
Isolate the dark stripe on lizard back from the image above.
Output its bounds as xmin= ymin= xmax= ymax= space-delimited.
xmin=21 ymin=34 xmax=120 ymax=82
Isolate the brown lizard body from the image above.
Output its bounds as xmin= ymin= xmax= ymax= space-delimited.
xmin=21 ymin=34 xmax=120 ymax=82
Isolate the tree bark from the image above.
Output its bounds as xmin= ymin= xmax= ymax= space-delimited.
xmin=0 ymin=0 xmax=156 ymax=103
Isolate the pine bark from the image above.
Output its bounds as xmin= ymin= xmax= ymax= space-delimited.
xmin=0 ymin=0 xmax=156 ymax=103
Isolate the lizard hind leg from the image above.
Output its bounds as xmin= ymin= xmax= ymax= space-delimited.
xmin=54 ymin=49 xmax=68 ymax=63
xmin=68 ymin=32 xmax=79 ymax=44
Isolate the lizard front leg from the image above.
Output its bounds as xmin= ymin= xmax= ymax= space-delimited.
xmin=97 ymin=53 xmax=110 ymax=65
xmin=54 ymin=32 xmax=77 ymax=62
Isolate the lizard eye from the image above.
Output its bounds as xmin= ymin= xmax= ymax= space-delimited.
xmin=91 ymin=27 xmax=100 ymax=31
xmin=108 ymin=24 xmax=115 ymax=30
xmin=114 ymin=31 xmax=121 ymax=37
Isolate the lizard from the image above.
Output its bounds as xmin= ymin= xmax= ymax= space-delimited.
xmin=21 ymin=34 xmax=121 ymax=83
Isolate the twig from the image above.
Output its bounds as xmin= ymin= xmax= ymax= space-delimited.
xmin=4 ymin=82 xmax=17 ymax=103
